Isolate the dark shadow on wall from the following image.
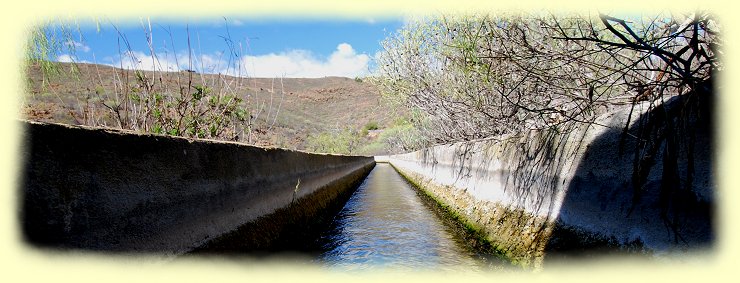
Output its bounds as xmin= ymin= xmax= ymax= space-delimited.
xmin=20 ymin=121 xmax=375 ymax=256
xmin=544 ymin=81 xmax=715 ymax=262
xmin=409 ymin=80 xmax=714 ymax=265
xmin=422 ymin=122 xmax=587 ymax=219
xmin=414 ymin=116 xmax=593 ymax=264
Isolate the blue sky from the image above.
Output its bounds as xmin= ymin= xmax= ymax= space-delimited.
xmin=57 ymin=17 xmax=404 ymax=78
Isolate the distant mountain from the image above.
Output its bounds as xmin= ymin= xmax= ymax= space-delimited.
xmin=22 ymin=62 xmax=396 ymax=152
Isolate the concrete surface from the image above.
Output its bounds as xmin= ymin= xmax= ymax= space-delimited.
xmin=20 ymin=121 xmax=375 ymax=255
xmin=388 ymin=96 xmax=713 ymax=266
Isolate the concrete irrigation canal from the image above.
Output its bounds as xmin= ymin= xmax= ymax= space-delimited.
xmin=19 ymin=121 xmax=497 ymax=269
xmin=317 ymin=163 xmax=488 ymax=270
xmin=19 ymin=95 xmax=713 ymax=270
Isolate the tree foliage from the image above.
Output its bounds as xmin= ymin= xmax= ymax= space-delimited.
xmin=25 ymin=20 xmax=82 ymax=87
xmin=373 ymin=12 xmax=720 ymax=238
xmin=372 ymin=12 xmax=720 ymax=148
xmin=306 ymin=127 xmax=363 ymax=155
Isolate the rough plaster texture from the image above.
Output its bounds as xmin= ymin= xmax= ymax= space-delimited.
xmin=20 ymin=121 xmax=375 ymax=255
xmin=386 ymin=97 xmax=713 ymax=265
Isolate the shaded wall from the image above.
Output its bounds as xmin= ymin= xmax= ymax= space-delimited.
xmin=386 ymin=95 xmax=713 ymax=266
xmin=20 ymin=121 xmax=375 ymax=255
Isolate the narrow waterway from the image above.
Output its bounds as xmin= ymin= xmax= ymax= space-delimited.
xmin=316 ymin=163 xmax=485 ymax=271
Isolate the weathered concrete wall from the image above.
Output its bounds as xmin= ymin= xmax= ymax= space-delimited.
xmin=386 ymin=96 xmax=713 ymax=267
xmin=20 ymin=121 xmax=374 ymax=255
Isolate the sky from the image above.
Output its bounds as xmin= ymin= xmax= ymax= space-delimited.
xmin=56 ymin=17 xmax=404 ymax=78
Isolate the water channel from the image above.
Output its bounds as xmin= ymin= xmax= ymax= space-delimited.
xmin=316 ymin=163 xmax=494 ymax=271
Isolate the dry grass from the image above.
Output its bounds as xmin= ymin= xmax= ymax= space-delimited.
xmin=22 ymin=62 xmax=393 ymax=151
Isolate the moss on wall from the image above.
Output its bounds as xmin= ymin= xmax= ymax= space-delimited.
xmin=390 ymin=164 xmax=555 ymax=268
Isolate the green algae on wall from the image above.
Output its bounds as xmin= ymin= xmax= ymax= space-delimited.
xmin=385 ymin=95 xmax=713 ymax=268
xmin=390 ymin=163 xmax=549 ymax=268
xmin=391 ymin=163 xmax=641 ymax=269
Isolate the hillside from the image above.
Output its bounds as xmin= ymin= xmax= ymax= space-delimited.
xmin=22 ymin=62 xmax=398 ymax=153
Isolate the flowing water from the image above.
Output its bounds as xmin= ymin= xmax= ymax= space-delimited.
xmin=316 ymin=163 xmax=486 ymax=271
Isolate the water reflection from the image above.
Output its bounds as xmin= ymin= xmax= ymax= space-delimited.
xmin=317 ymin=164 xmax=483 ymax=271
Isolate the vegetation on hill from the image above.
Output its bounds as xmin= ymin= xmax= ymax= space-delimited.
xmin=21 ymin=19 xmax=401 ymax=155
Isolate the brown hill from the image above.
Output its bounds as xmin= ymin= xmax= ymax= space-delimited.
xmin=22 ymin=62 xmax=395 ymax=152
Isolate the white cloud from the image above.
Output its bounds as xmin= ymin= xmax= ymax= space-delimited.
xmin=113 ymin=50 xmax=182 ymax=72
xmin=66 ymin=40 xmax=91 ymax=53
xmin=211 ymin=18 xmax=246 ymax=28
xmin=56 ymin=54 xmax=92 ymax=64
xmin=109 ymin=49 xmax=236 ymax=75
xmin=106 ymin=43 xmax=370 ymax=78
xmin=194 ymin=52 xmax=226 ymax=73
xmin=57 ymin=54 xmax=74 ymax=63
xmin=240 ymin=43 xmax=370 ymax=78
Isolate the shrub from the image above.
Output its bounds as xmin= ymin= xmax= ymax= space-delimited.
xmin=363 ymin=121 xmax=379 ymax=131
xmin=24 ymin=18 xmax=286 ymax=144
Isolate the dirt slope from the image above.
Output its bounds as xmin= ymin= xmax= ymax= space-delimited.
xmin=22 ymin=62 xmax=393 ymax=150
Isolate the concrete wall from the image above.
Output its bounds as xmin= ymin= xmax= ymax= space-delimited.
xmin=386 ymin=96 xmax=713 ymax=266
xmin=20 ymin=121 xmax=375 ymax=255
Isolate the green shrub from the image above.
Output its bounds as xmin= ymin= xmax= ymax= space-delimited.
xmin=363 ymin=121 xmax=379 ymax=131
xmin=23 ymin=18 xmax=271 ymax=144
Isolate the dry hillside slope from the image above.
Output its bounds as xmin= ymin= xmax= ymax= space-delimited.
xmin=22 ymin=62 xmax=395 ymax=152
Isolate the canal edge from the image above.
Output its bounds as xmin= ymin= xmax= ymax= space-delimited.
xmin=386 ymin=162 xmax=526 ymax=269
